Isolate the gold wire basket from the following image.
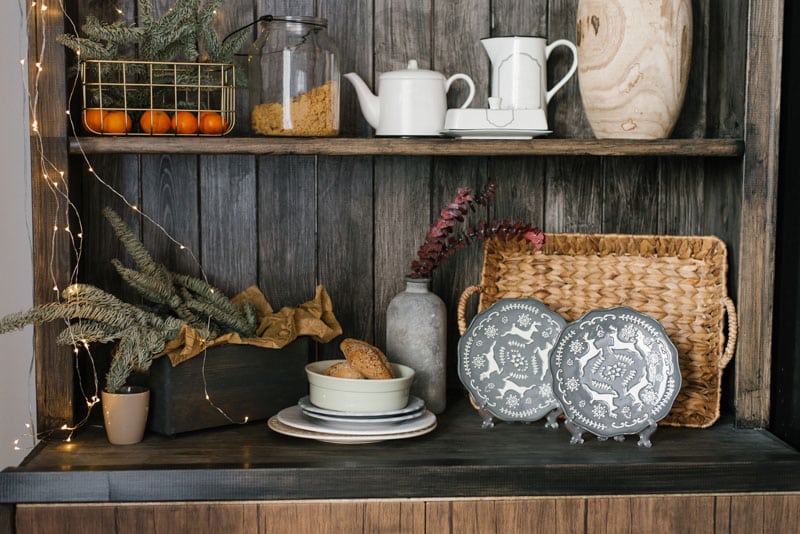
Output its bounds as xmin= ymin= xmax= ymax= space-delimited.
xmin=80 ymin=59 xmax=235 ymax=136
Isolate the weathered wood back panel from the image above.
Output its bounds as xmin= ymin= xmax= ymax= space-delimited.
xmin=60 ymin=0 xmax=759 ymax=423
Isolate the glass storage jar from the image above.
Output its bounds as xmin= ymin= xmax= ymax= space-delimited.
xmin=248 ymin=16 xmax=340 ymax=137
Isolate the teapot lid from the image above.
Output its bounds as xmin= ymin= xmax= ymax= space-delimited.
xmin=380 ymin=60 xmax=445 ymax=80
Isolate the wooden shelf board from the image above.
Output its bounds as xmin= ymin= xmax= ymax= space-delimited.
xmin=67 ymin=137 xmax=744 ymax=157
xmin=2 ymin=398 xmax=798 ymax=503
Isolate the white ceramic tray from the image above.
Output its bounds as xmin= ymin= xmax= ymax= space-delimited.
xmin=441 ymin=129 xmax=552 ymax=139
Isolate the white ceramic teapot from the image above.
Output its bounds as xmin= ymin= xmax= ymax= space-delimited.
xmin=345 ymin=60 xmax=475 ymax=136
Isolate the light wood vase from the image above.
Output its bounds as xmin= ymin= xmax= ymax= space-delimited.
xmin=576 ymin=0 xmax=692 ymax=139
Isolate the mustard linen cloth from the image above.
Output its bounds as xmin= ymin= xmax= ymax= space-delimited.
xmin=157 ymin=284 xmax=342 ymax=366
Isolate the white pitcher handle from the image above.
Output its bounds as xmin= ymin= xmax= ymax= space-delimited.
xmin=446 ymin=73 xmax=476 ymax=109
xmin=545 ymin=39 xmax=578 ymax=104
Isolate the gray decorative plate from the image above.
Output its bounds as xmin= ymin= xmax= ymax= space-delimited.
xmin=458 ymin=298 xmax=566 ymax=423
xmin=550 ymin=306 xmax=681 ymax=447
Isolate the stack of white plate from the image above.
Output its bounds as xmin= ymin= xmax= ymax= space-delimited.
xmin=268 ymin=396 xmax=436 ymax=444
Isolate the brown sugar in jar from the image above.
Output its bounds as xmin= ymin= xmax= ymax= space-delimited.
xmin=251 ymin=81 xmax=338 ymax=136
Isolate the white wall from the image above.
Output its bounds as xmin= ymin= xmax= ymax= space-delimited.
xmin=0 ymin=1 xmax=35 ymax=469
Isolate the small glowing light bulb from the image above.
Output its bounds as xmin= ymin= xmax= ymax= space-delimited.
xmin=41 ymin=4 xmax=47 ymax=11
xmin=179 ymin=245 xmax=186 ymax=250
xmin=205 ymin=394 xmax=210 ymax=400
xmin=77 ymin=232 xmax=83 ymax=238
xmin=60 ymin=424 xmax=68 ymax=430
xmin=19 ymin=59 xmax=25 ymax=66
xmin=52 ymin=285 xmax=58 ymax=292
xmin=87 ymin=167 xmax=93 ymax=172
xmin=53 ymin=225 xmax=58 ymax=231
xmin=243 ymin=416 xmax=249 ymax=423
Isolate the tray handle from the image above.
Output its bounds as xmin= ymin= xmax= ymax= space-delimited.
xmin=720 ymin=296 xmax=738 ymax=369
xmin=457 ymin=285 xmax=483 ymax=336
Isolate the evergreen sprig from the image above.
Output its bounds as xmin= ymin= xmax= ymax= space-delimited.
xmin=58 ymin=0 xmax=251 ymax=64
xmin=0 ymin=207 xmax=263 ymax=393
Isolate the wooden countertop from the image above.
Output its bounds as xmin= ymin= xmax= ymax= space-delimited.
xmin=2 ymin=398 xmax=799 ymax=503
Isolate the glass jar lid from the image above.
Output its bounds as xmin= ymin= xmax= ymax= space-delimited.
xmin=262 ymin=15 xmax=328 ymax=28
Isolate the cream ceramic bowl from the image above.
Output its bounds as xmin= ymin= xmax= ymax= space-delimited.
xmin=305 ymin=359 xmax=415 ymax=412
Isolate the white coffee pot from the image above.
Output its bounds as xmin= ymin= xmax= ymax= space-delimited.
xmin=481 ymin=36 xmax=577 ymax=111
xmin=345 ymin=60 xmax=475 ymax=136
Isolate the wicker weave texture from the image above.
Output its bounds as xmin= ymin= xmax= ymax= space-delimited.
xmin=468 ymin=233 xmax=737 ymax=428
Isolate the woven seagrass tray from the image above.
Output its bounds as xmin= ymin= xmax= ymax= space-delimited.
xmin=457 ymin=233 xmax=737 ymax=428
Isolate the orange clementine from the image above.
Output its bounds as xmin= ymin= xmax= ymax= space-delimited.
xmin=82 ymin=108 xmax=107 ymax=134
xmin=199 ymin=112 xmax=228 ymax=135
xmin=103 ymin=111 xmax=133 ymax=134
xmin=171 ymin=111 xmax=199 ymax=134
xmin=139 ymin=110 xmax=171 ymax=134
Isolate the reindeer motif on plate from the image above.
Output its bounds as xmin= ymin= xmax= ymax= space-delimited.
xmin=550 ymin=306 xmax=681 ymax=447
xmin=457 ymin=298 xmax=566 ymax=429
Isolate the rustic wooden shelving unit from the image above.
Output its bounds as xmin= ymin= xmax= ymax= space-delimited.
xmin=3 ymin=0 xmax=798 ymax=532
xmin=68 ymin=137 xmax=744 ymax=157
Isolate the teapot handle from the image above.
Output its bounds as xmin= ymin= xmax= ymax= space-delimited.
xmin=545 ymin=39 xmax=578 ymax=104
xmin=446 ymin=74 xmax=476 ymax=109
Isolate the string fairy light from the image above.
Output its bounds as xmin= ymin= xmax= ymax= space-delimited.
xmin=16 ymin=0 xmax=101 ymax=448
xmin=10 ymin=0 xmax=255 ymax=453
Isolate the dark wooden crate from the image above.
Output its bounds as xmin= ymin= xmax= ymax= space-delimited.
xmin=147 ymin=338 xmax=310 ymax=436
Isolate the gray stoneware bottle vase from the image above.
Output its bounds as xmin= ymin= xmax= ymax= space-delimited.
xmin=386 ymin=277 xmax=447 ymax=414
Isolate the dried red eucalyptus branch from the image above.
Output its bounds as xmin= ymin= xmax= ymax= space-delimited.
xmin=409 ymin=183 xmax=545 ymax=278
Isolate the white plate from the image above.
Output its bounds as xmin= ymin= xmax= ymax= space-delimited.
xmin=297 ymin=395 xmax=425 ymax=418
xmin=301 ymin=407 xmax=425 ymax=425
xmin=275 ymin=405 xmax=436 ymax=436
xmin=441 ymin=129 xmax=552 ymax=139
xmin=268 ymin=416 xmax=437 ymax=444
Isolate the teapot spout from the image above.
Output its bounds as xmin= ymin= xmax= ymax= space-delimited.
xmin=344 ymin=72 xmax=380 ymax=129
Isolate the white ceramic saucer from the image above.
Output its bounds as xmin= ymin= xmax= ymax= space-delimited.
xmin=297 ymin=395 xmax=425 ymax=418
xmin=300 ymin=408 xmax=425 ymax=425
xmin=267 ymin=416 xmax=437 ymax=444
xmin=276 ymin=404 xmax=436 ymax=436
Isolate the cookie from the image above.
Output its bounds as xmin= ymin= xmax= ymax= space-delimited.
xmin=324 ymin=361 xmax=365 ymax=379
xmin=340 ymin=338 xmax=395 ymax=379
